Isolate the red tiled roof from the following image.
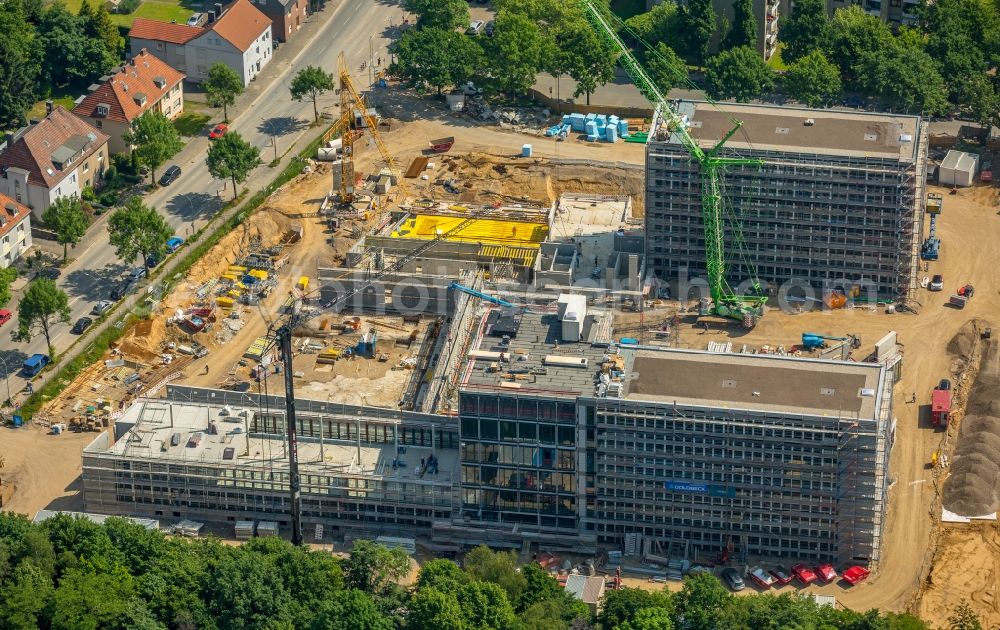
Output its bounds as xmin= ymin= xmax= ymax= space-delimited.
xmin=73 ymin=50 xmax=186 ymax=124
xmin=206 ymin=0 xmax=271 ymax=52
xmin=0 ymin=107 xmax=109 ymax=189
xmin=130 ymin=17 xmax=204 ymax=45
xmin=0 ymin=193 xmax=31 ymax=240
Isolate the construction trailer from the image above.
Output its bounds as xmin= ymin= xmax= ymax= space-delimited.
xmin=939 ymin=150 xmax=979 ymax=187
xmin=645 ymin=102 xmax=928 ymax=303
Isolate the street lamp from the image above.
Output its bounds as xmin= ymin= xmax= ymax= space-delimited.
xmin=261 ymin=117 xmax=278 ymax=163
xmin=0 ymin=356 xmax=13 ymax=408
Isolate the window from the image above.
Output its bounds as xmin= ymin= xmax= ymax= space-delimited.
xmin=84 ymin=163 xmax=89 ymax=173
xmin=156 ymin=42 xmax=164 ymax=51
xmin=95 ymin=120 xmax=102 ymax=128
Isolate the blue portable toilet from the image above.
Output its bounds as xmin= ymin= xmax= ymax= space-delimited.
xmin=12 ymin=414 xmax=23 ymax=427
xmin=522 ymin=144 xmax=533 ymax=157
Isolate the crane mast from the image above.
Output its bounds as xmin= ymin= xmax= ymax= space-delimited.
xmin=580 ymin=1 xmax=766 ymax=326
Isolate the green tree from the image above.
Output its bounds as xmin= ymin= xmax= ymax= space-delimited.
xmin=724 ymin=0 xmax=757 ymax=49
xmin=619 ymin=606 xmax=674 ymax=630
xmin=52 ymin=567 xmax=137 ymax=630
xmin=487 ymin=10 xmax=549 ymax=93
xmin=206 ymin=549 xmax=295 ymax=630
xmin=457 ymin=581 xmax=517 ymax=630
xmin=705 ymin=46 xmax=775 ymax=101
xmin=341 ymin=541 xmax=410 ymax=597
xmin=0 ymin=562 xmax=53 ymax=629
xmin=312 ymin=589 xmax=392 ymax=630
xmin=204 ymin=63 xmax=244 ymax=122
xmin=624 ymin=2 xmax=684 ymax=47
xmin=290 ymin=65 xmax=335 ymax=123
xmin=124 ymin=111 xmax=183 ymax=186
xmin=390 ymin=28 xmax=484 ymax=94
xmin=80 ymin=0 xmax=122 ymax=59
xmin=407 ymin=587 xmax=466 ymax=630
xmin=12 ymin=278 xmax=70 ymax=354
xmin=599 ymin=587 xmax=673 ymax=629
xmin=948 ymin=602 xmax=983 ymax=630
xmin=562 ymin=22 xmax=615 ymax=105
xmin=461 ymin=546 xmax=527 ymax=604
xmin=679 ymin=0 xmax=717 ymax=65
xmin=645 ymin=42 xmax=688 ymax=95
xmin=780 ymin=0 xmax=830 ymax=63
xmin=0 ymin=0 xmax=40 ymax=128
xmin=828 ymin=6 xmax=894 ymax=84
xmin=417 ymin=558 xmax=471 ymax=592
xmin=42 ymin=197 xmax=90 ymax=263
xmin=964 ymin=75 xmax=1000 ymax=127
xmin=107 ymin=197 xmax=171 ymax=277
xmin=856 ymin=40 xmax=949 ymax=114
xmin=403 ymin=0 xmax=470 ymax=30
xmin=920 ymin=0 xmax=1000 ymax=101
xmin=673 ymin=573 xmax=731 ymax=630
xmin=206 ymin=132 xmax=262 ymax=201
xmin=0 ymin=268 xmax=17 ymax=307
xmin=784 ymin=49 xmax=842 ymax=106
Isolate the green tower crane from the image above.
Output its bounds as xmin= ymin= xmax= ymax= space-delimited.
xmin=581 ymin=2 xmax=767 ymax=328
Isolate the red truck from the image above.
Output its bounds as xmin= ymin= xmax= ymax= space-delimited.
xmin=931 ymin=379 xmax=952 ymax=426
xmin=842 ymin=565 xmax=870 ymax=585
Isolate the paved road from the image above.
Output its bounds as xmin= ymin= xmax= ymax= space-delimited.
xmin=0 ymin=0 xmax=407 ymax=405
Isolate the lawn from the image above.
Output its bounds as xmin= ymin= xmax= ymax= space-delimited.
xmin=28 ymin=94 xmax=77 ymax=120
xmin=767 ymin=44 xmax=789 ymax=71
xmin=110 ymin=0 xmax=193 ymax=28
xmin=173 ymin=111 xmax=211 ymax=137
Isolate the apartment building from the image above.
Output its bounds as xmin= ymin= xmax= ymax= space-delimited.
xmin=0 ymin=106 xmax=109 ymax=220
xmin=73 ymin=49 xmax=186 ymax=155
xmin=0 ymin=193 xmax=32 ymax=268
xmin=645 ymin=101 xmax=927 ymax=302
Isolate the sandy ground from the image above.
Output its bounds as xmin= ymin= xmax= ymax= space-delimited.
xmin=0 ymin=424 xmax=97 ymax=517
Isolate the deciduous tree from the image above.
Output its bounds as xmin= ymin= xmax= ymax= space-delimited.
xmin=290 ymin=65 xmax=335 ymax=123
xmin=645 ymin=42 xmax=688 ymax=95
xmin=0 ymin=268 xmax=17 ymax=307
xmin=390 ymin=28 xmax=483 ymax=94
xmin=341 ymin=540 xmax=410 ymax=597
xmin=486 ymin=10 xmax=549 ymax=93
xmin=784 ymin=49 xmax=842 ymax=107
xmin=828 ymin=5 xmax=893 ymax=83
xmin=42 ymin=196 xmax=90 ymax=263
xmin=124 ymin=111 xmax=183 ymax=186
xmin=403 ymin=0 xmax=469 ymax=31
xmin=780 ymin=0 xmax=830 ymax=63
xmin=705 ymin=46 xmax=775 ymax=101
xmin=562 ymin=22 xmax=615 ymax=105
xmin=107 ymin=197 xmax=171 ymax=277
xmin=624 ymin=2 xmax=684 ymax=47
xmin=724 ymin=0 xmax=757 ymax=50
xmin=204 ymin=63 xmax=244 ymax=122
xmin=0 ymin=0 xmax=41 ymax=128
xmin=406 ymin=587 xmax=466 ymax=630
xmin=13 ymin=278 xmax=71 ymax=354
xmin=679 ymin=0 xmax=717 ymax=65
xmin=461 ymin=545 xmax=526 ymax=604
xmin=206 ymin=132 xmax=262 ymax=201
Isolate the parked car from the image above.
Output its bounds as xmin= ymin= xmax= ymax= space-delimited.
xmin=484 ymin=19 xmax=495 ymax=36
xmin=791 ymin=563 xmax=818 ymax=585
xmin=159 ymin=165 xmax=182 ymax=186
xmin=91 ymin=300 xmax=113 ymax=316
xmin=929 ymin=274 xmax=944 ymax=291
xmin=209 ymin=123 xmax=228 ymax=140
xmin=815 ymin=564 xmax=838 ymax=583
xmin=71 ymin=317 xmax=93 ymax=334
xmin=21 ymin=353 xmax=49 ymax=377
xmin=769 ymin=566 xmax=794 ymax=585
xmin=128 ymin=267 xmax=146 ymax=281
xmin=0 ymin=309 xmax=11 ymax=326
xmin=466 ymin=20 xmax=485 ymax=35
xmin=748 ymin=566 xmax=776 ymax=589
xmin=146 ymin=253 xmax=161 ymax=268
xmin=109 ymin=284 xmax=129 ymax=300
xmin=36 ymin=267 xmax=61 ymax=280
xmin=186 ymin=12 xmax=206 ymax=26
xmin=721 ymin=568 xmax=745 ymax=591
xmin=166 ymin=236 xmax=185 ymax=252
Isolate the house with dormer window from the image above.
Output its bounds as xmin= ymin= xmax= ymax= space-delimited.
xmin=73 ymin=49 xmax=186 ymax=155
xmin=0 ymin=106 xmax=109 ymax=220
xmin=0 ymin=193 xmax=33 ymax=268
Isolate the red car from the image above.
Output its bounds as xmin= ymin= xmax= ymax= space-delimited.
xmin=209 ymin=123 xmax=228 ymax=140
xmin=791 ymin=563 xmax=817 ymax=585
xmin=842 ymin=565 xmax=870 ymax=585
xmin=769 ymin=566 xmax=794 ymax=585
xmin=0 ymin=309 xmax=10 ymax=326
xmin=815 ymin=564 xmax=838 ymax=582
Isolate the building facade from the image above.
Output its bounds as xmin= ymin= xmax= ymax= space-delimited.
xmin=253 ymin=0 xmax=308 ymax=42
xmin=0 ymin=106 xmax=109 ymax=220
xmin=73 ymin=50 xmax=186 ymax=155
xmin=0 ymin=193 xmax=32 ymax=267
xmin=645 ymin=101 xmax=927 ymax=302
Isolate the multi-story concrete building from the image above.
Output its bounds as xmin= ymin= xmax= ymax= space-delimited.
xmin=709 ymin=0 xmax=781 ymax=60
xmin=645 ymin=101 xmax=927 ymax=302
xmin=82 ymin=306 xmax=898 ymax=565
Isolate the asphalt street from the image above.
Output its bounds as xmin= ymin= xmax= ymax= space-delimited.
xmin=0 ymin=0 xmax=406 ymax=404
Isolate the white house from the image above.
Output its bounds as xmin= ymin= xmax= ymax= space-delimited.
xmin=0 ymin=193 xmax=32 ymax=268
xmin=0 ymin=106 xmax=110 ymax=221
xmin=129 ymin=0 xmax=273 ymax=87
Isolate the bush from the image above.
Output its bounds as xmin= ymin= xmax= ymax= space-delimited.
xmin=99 ymin=191 xmax=119 ymax=207
xmin=117 ymin=0 xmax=141 ymax=14
xmin=81 ymin=186 xmax=97 ymax=203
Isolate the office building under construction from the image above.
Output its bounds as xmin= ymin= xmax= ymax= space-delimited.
xmin=645 ymin=102 xmax=928 ymax=302
xmin=82 ymin=300 xmax=900 ymax=565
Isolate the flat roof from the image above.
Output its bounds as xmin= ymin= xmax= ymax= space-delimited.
xmin=626 ymin=349 xmax=884 ymax=419
xmin=460 ymin=307 xmax=613 ymax=398
xmin=654 ymin=101 xmax=920 ymax=161
xmin=551 ymin=194 xmax=632 ymax=240
xmin=97 ymin=400 xmax=456 ymax=480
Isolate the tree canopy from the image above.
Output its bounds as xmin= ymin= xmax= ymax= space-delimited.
xmin=204 ymin=63 xmax=244 ymax=122
xmin=679 ymin=0 xmax=717 ymax=65
xmin=124 ymin=111 xmax=183 ymax=186
xmin=784 ymin=49 xmax=843 ymax=107
xmin=486 ymin=10 xmax=552 ymax=93
xmin=390 ymin=28 xmax=484 ymax=94
xmin=206 ymin=131 xmax=262 ymax=201
xmin=13 ymin=278 xmax=71 ymax=353
xmin=723 ymin=0 xmax=758 ymax=50
xmin=289 ymin=65 xmax=335 ymax=122
xmin=705 ymin=45 xmax=775 ymax=101
xmin=42 ymin=196 xmax=90 ymax=263
xmin=403 ymin=0 xmax=469 ymax=31
xmin=107 ymin=196 xmax=172 ymax=276
xmin=780 ymin=0 xmax=830 ymax=63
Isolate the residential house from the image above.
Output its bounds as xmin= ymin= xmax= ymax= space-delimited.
xmin=250 ymin=0 xmax=308 ymax=42
xmin=0 ymin=193 xmax=33 ymax=268
xmin=72 ymin=49 xmax=186 ymax=155
xmin=129 ymin=0 xmax=273 ymax=87
xmin=0 ymin=106 xmax=110 ymax=221
xmin=564 ymin=575 xmax=606 ymax=616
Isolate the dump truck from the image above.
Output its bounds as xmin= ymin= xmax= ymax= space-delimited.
xmin=842 ymin=565 xmax=870 ymax=585
xmin=931 ymin=381 xmax=952 ymax=426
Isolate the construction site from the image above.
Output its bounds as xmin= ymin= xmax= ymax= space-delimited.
xmin=3 ymin=6 xmax=1000 ymax=629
